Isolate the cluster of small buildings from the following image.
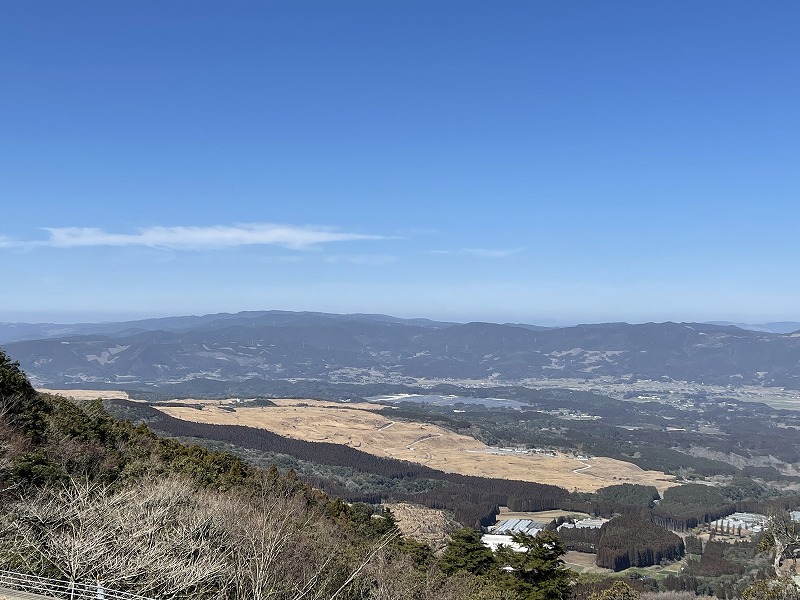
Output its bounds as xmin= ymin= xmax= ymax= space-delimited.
xmin=556 ymin=517 xmax=608 ymax=531
xmin=481 ymin=517 xmax=608 ymax=552
xmin=710 ymin=512 xmax=767 ymax=534
xmin=482 ymin=519 xmax=549 ymax=552
xmin=493 ymin=519 xmax=549 ymax=536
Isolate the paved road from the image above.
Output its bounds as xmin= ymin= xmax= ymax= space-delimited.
xmin=0 ymin=586 xmax=54 ymax=600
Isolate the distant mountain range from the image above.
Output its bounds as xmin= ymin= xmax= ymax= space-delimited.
xmin=2 ymin=311 xmax=800 ymax=391
xmin=0 ymin=311 xmax=454 ymax=345
xmin=705 ymin=321 xmax=800 ymax=334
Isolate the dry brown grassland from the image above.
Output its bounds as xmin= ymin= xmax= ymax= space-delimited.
xmin=153 ymin=399 xmax=677 ymax=493
xmin=38 ymin=388 xmax=130 ymax=400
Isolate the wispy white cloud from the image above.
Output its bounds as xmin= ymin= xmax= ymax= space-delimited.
xmin=324 ymin=254 xmax=397 ymax=266
xmin=257 ymin=255 xmax=307 ymax=264
xmin=2 ymin=223 xmax=386 ymax=251
xmin=430 ymin=247 xmax=524 ymax=258
xmin=462 ymin=247 xmax=523 ymax=258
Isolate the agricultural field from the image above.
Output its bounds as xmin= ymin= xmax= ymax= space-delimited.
xmin=563 ymin=551 xmax=612 ymax=574
xmin=153 ymin=399 xmax=677 ymax=493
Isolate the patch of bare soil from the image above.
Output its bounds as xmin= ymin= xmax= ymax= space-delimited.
xmin=563 ymin=550 xmax=607 ymax=571
xmin=383 ymin=502 xmax=461 ymax=552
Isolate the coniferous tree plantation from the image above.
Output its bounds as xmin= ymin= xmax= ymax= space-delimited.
xmin=594 ymin=515 xmax=685 ymax=571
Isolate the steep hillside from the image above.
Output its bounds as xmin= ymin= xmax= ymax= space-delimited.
xmin=0 ymin=349 xmax=508 ymax=599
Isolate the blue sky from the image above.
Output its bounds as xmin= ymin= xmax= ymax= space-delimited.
xmin=1 ymin=1 xmax=798 ymax=325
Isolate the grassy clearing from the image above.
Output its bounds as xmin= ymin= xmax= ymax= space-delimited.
xmin=155 ymin=399 xmax=677 ymax=493
xmin=39 ymin=388 xmax=130 ymax=400
xmin=563 ymin=551 xmax=611 ymax=574
xmin=564 ymin=552 xmax=689 ymax=579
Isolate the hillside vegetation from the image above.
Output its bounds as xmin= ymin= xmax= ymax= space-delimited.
xmin=0 ymin=348 xmax=580 ymax=599
xmin=3 ymin=348 xmax=797 ymax=599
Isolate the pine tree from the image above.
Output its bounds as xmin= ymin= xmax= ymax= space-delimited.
xmin=496 ymin=531 xmax=575 ymax=600
xmin=439 ymin=528 xmax=494 ymax=575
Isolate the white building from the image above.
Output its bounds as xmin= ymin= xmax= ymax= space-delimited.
xmin=492 ymin=519 xmax=549 ymax=536
xmin=482 ymin=518 xmax=550 ymax=553
xmin=557 ymin=517 xmax=607 ymax=531
xmin=710 ymin=512 xmax=767 ymax=533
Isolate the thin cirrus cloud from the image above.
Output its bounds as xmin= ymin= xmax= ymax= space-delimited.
xmin=430 ymin=247 xmax=523 ymax=258
xmin=5 ymin=223 xmax=386 ymax=251
xmin=324 ymin=254 xmax=397 ymax=266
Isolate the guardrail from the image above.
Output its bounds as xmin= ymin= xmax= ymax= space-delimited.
xmin=0 ymin=569 xmax=154 ymax=600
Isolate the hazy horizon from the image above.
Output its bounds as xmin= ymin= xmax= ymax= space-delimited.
xmin=2 ymin=307 xmax=798 ymax=331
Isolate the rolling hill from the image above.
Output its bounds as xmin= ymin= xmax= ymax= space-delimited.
xmin=3 ymin=311 xmax=800 ymax=391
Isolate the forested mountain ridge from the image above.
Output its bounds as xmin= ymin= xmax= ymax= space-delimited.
xmin=5 ymin=311 xmax=800 ymax=391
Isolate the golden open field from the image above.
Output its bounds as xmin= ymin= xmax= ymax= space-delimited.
xmin=153 ymin=399 xmax=677 ymax=493
xmin=39 ymin=388 xmax=130 ymax=400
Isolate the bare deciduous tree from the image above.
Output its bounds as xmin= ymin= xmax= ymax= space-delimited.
xmin=761 ymin=512 xmax=800 ymax=576
xmin=212 ymin=483 xmax=333 ymax=600
xmin=2 ymin=477 xmax=229 ymax=599
xmin=0 ymin=473 xmax=495 ymax=600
